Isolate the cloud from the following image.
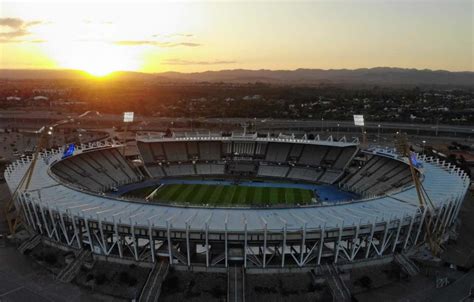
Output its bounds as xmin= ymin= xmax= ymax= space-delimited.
xmin=0 ymin=17 xmax=44 ymax=43
xmin=26 ymin=20 xmax=43 ymax=27
xmin=163 ymin=58 xmax=237 ymax=65
xmin=0 ymin=17 xmax=43 ymax=29
xmin=0 ymin=38 xmax=46 ymax=44
xmin=0 ymin=28 xmax=29 ymax=39
xmin=152 ymin=33 xmax=194 ymax=38
xmin=0 ymin=18 xmax=24 ymax=28
xmin=114 ymin=40 xmax=201 ymax=47
xmin=0 ymin=37 xmax=46 ymax=44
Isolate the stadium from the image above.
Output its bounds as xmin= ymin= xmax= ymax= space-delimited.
xmin=4 ymin=132 xmax=470 ymax=270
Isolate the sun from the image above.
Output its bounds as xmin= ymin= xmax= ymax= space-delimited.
xmin=83 ymin=65 xmax=116 ymax=77
xmin=43 ymin=41 xmax=141 ymax=76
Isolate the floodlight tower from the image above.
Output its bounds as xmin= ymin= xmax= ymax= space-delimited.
xmin=5 ymin=126 xmax=53 ymax=234
xmin=353 ymin=115 xmax=366 ymax=147
xmin=122 ymin=112 xmax=134 ymax=155
xmin=4 ymin=111 xmax=101 ymax=234
xmin=395 ymin=132 xmax=440 ymax=255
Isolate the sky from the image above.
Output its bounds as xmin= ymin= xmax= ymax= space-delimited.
xmin=0 ymin=0 xmax=472 ymax=76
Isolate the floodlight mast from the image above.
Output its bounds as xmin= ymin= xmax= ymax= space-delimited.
xmin=4 ymin=111 xmax=100 ymax=234
xmin=353 ymin=115 xmax=366 ymax=147
xmin=122 ymin=112 xmax=134 ymax=156
xmin=395 ymin=132 xmax=440 ymax=255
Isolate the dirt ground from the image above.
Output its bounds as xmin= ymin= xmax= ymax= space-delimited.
xmin=0 ymin=245 xmax=116 ymax=302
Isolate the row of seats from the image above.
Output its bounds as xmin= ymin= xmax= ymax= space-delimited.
xmin=257 ymin=165 xmax=289 ymax=178
xmin=138 ymin=141 xmax=223 ymax=163
xmin=51 ymin=148 xmax=141 ymax=192
xmin=196 ymin=163 xmax=226 ymax=175
xmin=138 ymin=141 xmax=357 ymax=171
xmin=144 ymin=161 xmax=343 ymax=184
xmin=318 ymin=169 xmax=342 ymax=184
xmin=257 ymin=164 xmax=343 ymax=184
xmin=287 ymin=167 xmax=323 ymax=182
xmin=146 ymin=163 xmax=226 ymax=178
xmin=163 ymin=164 xmax=194 ymax=176
xmin=340 ymin=155 xmax=413 ymax=196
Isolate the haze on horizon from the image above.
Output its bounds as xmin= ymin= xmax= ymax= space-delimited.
xmin=0 ymin=0 xmax=472 ymax=76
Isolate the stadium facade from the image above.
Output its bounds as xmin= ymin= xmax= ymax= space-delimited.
xmin=4 ymin=133 xmax=470 ymax=269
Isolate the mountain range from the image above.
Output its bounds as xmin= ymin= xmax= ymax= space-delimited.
xmin=1 ymin=67 xmax=473 ymax=87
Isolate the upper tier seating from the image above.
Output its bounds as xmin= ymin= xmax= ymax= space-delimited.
xmin=196 ymin=163 xmax=225 ymax=175
xmin=51 ymin=148 xmax=141 ymax=192
xmin=163 ymin=142 xmax=188 ymax=161
xmin=265 ymin=143 xmax=291 ymax=162
xmin=298 ymin=145 xmax=328 ymax=166
xmin=257 ymin=165 xmax=290 ymax=178
xmin=163 ymin=164 xmax=195 ymax=176
xmin=199 ymin=142 xmax=221 ymax=160
xmin=340 ymin=155 xmax=413 ymax=196
xmin=333 ymin=147 xmax=357 ymax=170
xmin=287 ymin=167 xmax=323 ymax=182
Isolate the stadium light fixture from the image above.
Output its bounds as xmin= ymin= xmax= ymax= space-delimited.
xmin=353 ymin=115 xmax=366 ymax=145
xmin=123 ymin=112 xmax=134 ymax=123
xmin=353 ymin=115 xmax=364 ymax=126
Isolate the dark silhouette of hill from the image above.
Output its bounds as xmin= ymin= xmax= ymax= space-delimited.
xmin=1 ymin=67 xmax=473 ymax=87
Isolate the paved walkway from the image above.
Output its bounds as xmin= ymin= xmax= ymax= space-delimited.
xmin=0 ymin=246 xmax=120 ymax=302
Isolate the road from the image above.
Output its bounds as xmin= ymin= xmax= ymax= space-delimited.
xmin=1 ymin=110 xmax=473 ymax=136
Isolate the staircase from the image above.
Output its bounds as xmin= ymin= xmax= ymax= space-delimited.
xmin=227 ymin=266 xmax=245 ymax=302
xmin=315 ymin=264 xmax=351 ymax=302
xmin=18 ymin=234 xmax=41 ymax=254
xmin=139 ymin=261 xmax=169 ymax=302
xmin=394 ymin=253 xmax=420 ymax=277
xmin=211 ymin=252 xmax=226 ymax=266
xmin=56 ymin=250 xmax=91 ymax=283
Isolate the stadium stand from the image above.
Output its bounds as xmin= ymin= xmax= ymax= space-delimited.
xmin=147 ymin=165 xmax=166 ymax=178
xmin=254 ymin=142 xmax=267 ymax=158
xmin=340 ymin=154 xmax=412 ymax=196
xmin=287 ymin=167 xmax=323 ymax=182
xmin=288 ymin=144 xmax=304 ymax=161
xmin=163 ymin=142 xmax=188 ymax=161
xmin=323 ymin=147 xmax=342 ymax=166
xmin=233 ymin=141 xmax=255 ymax=156
xmin=137 ymin=142 xmax=155 ymax=163
xmin=333 ymin=147 xmax=357 ymax=170
xmin=163 ymin=164 xmax=195 ymax=176
xmin=187 ymin=142 xmax=199 ymax=158
xmin=6 ymin=136 xmax=469 ymax=270
xmin=51 ymin=148 xmax=141 ymax=191
xmin=196 ymin=163 xmax=225 ymax=175
xmin=257 ymin=164 xmax=290 ymax=178
xmin=150 ymin=142 xmax=166 ymax=161
xmin=199 ymin=142 xmax=221 ymax=160
xmin=265 ymin=143 xmax=291 ymax=162
xmin=298 ymin=145 xmax=328 ymax=166
xmin=318 ymin=169 xmax=343 ymax=184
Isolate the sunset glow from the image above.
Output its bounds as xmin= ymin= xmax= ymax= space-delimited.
xmin=1 ymin=1 xmax=472 ymax=73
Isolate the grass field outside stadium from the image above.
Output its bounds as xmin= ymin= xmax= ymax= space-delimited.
xmin=127 ymin=183 xmax=315 ymax=207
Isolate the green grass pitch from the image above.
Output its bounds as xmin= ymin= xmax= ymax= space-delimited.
xmin=127 ymin=184 xmax=315 ymax=206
